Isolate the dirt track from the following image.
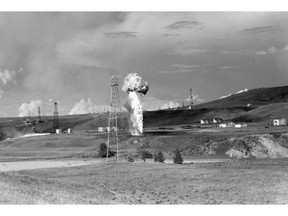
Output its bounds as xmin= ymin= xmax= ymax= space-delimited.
xmin=0 ymin=159 xmax=101 ymax=172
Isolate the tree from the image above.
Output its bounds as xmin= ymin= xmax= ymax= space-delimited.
xmin=98 ymin=143 xmax=115 ymax=158
xmin=137 ymin=143 xmax=153 ymax=162
xmin=157 ymin=151 xmax=165 ymax=163
xmin=154 ymin=151 xmax=165 ymax=163
xmin=173 ymin=148 xmax=183 ymax=164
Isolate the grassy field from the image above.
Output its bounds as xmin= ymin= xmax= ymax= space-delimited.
xmin=1 ymin=159 xmax=288 ymax=204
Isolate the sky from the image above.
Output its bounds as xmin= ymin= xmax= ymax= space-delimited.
xmin=1 ymin=12 xmax=288 ymax=117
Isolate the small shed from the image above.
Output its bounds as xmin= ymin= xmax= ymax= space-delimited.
xmin=56 ymin=129 xmax=62 ymax=134
xmin=200 ymin=119 xmax=210 ymax=124
xmin=227 ymin=122 xmax=235 ymax=127
xmin=219 ymin=123 xmax=227 ymax=128
xmin=213 ymin=118 xmax=223 ymax=123
xmin=273 ymin=118 xmax=286 ymax=126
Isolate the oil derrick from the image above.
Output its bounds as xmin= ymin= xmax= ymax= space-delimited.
xmin=189 ymin=88 xmax=194 ymax=110
xmin=38 ymin=107 xmax=41 ymax=122
xmin=53 ymin=102 xmax=60 ymax=133
xmin=107 ymin=75 xmax=122 ymax=162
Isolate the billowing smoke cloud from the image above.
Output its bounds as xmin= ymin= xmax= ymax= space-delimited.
xmin=69 ymin=98 xmax=109 ymax=115
xmin=122 ymin=73 xmax=149 ymax=136
xmin=160 ymin=101 xmax=180 ymax=110
xmin=18 ymin=100 xmax=42 ymax=117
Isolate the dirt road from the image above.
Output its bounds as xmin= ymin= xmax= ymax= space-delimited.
xmin=0 ymin=159 xmax=102 ymax=172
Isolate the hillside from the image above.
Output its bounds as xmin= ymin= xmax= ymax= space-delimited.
xmin=2 ymin=85 xmax=288 ymax=138
xmin=195 ymin=85 xmax=288 ymax=109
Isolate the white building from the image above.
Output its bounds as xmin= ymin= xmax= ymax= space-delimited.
xmin=219 ymin=123 xmax=227 ymax=128
xmin=200 ymin=119 xmax=210 ymax=124
xmin=227 ymin=122 xmax=235 ymax=127
xmin=273 ymin=118 xmax=286 ymax=126
xmin=213 ymin=118 xmax=223 ymax=123
xmin=98 ymin=127 xmax=104 ymax=132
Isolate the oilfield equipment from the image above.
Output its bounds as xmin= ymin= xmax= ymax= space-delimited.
xmin=107 ymin=75 xmax=122 ymax=162
xmin=189 ymin=88 xmax=194 ymax=110
xmin=53 ymin=102 xmax=60 ymax=133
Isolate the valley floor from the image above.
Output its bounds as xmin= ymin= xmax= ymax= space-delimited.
xmin=1 ymin=159 xmax=288 ymax=204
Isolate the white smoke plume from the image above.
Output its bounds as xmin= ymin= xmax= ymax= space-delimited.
xmin=69 ymin=98 xmax=109 ymax=115
xmin=18 ymin=100 xmax=42 ymax=117
xmin=122 ymin=73 xmax=149 ymax=136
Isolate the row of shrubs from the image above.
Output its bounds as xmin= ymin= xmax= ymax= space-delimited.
xmin=98 ymin=143 xmax=183 ymax=164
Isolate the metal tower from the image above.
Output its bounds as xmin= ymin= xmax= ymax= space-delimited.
xmin=107 ymin=75 xmax=122 ymax=162
xmin=53 ymin=102 xmax=59 ymax=133
xmin=38 ymin=107 xmax=41 ymax=122
xmin=189 ymin=88 xmax=194 ymax=110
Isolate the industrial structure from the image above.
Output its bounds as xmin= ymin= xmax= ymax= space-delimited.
xmin=37 ymin=107 xmax=41 ymax=122
xmin=53 ymin=102 xmax=60 ymax=133
xmin=107 ymin=75 xmax=122 ymax=162
xmin=189 ymin=88 xmax=194 ymax=110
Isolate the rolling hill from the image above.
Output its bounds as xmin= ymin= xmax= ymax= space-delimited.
xmin=195 ymin=85 xmax=288 ymax=109
xmin=2 ymin=85 xmax=288 ymax=140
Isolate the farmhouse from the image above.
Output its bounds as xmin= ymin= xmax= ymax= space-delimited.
xmin=200 ymin=119 xmax=210 ymax=124
xmin=213 ymin=118 xmax=223 ymax=123
xmin=273 ymin=118 xmax=286 ymax=126
xmin=234 ymin=123 xmax=247 ymax=128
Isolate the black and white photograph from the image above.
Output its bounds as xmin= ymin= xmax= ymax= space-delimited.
xmin=1 ymin=0 xmax=288 ymax=209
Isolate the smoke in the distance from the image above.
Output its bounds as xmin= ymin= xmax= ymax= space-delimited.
xmin=122 ymin=73 xmax=149 ymax=136
xmin=18 ymin=100 xmax=42 ymax=117
xmin=69 ymin=98 xmax=109 ymax=115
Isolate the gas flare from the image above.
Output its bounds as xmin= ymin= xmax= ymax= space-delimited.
xmin=122 ymin=73 xmax=149 ymax=136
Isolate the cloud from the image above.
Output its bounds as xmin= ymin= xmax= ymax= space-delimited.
xmin=0 ymin=69 xmax=17 ymax=85
xmin=162 ymin=33 xmax=181 ymax=37
xmin=222 ymin=50 xmax=242 ymax=55
xmin=18 ymin=100 xmax=42 ymax=117
xmin=104 ymin=31 xmax=138 ymax=38
xmin=256 ymin=51 xmax=267 ymax=55
xmin=267 ymin=46 xmax=277 ymax=54
xmin=157 ymin=64 xmax=200 ymax=74
xmin=160 ymin=101 xmax=180 ymax=110
xmin=220 ymin=66 xmax=239 ymax=69
xmin=0 ymin=68 xmax=22 ymax=98
xmin=239 ymin=26 xmax=281 ymax=34
xmin=256 ymin=47 xmax=278 ymax=56
xmin=165 ymin=20 xmax=203 ymax=31
xmin=48 ymin=98 xmax=54 ymax=103
xmin=172 ymin=47 xmax=210 ymax=56
xmin=69 ymin=98 xmax=109 ymax=115
xmin=185 ymin=94 xmax=204 ymax=103
xmin=0 ymin=89 xmax=3 ymax=98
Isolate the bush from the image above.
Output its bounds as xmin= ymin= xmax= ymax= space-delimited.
xmin=127 ymin=154 xmax=135 ymax=162
xmin=173 ymin=148 xmax=183 ymax=164
xmin=154 ymin=151 xmax=165 ymax=163
xmin=137 ymin=143 xmax=153 ymax=162
xmin=98 ymin=143 xmax=115 ymax=158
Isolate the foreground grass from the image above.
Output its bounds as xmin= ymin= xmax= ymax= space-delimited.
xmin=1 ymin=159 xmax=288 ymax=204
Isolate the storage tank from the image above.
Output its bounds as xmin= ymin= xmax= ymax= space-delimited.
xmin=56 ymin=129 xmax=62 ymax=134
xmin=98 ymin=127 xmax=104 ymax=132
